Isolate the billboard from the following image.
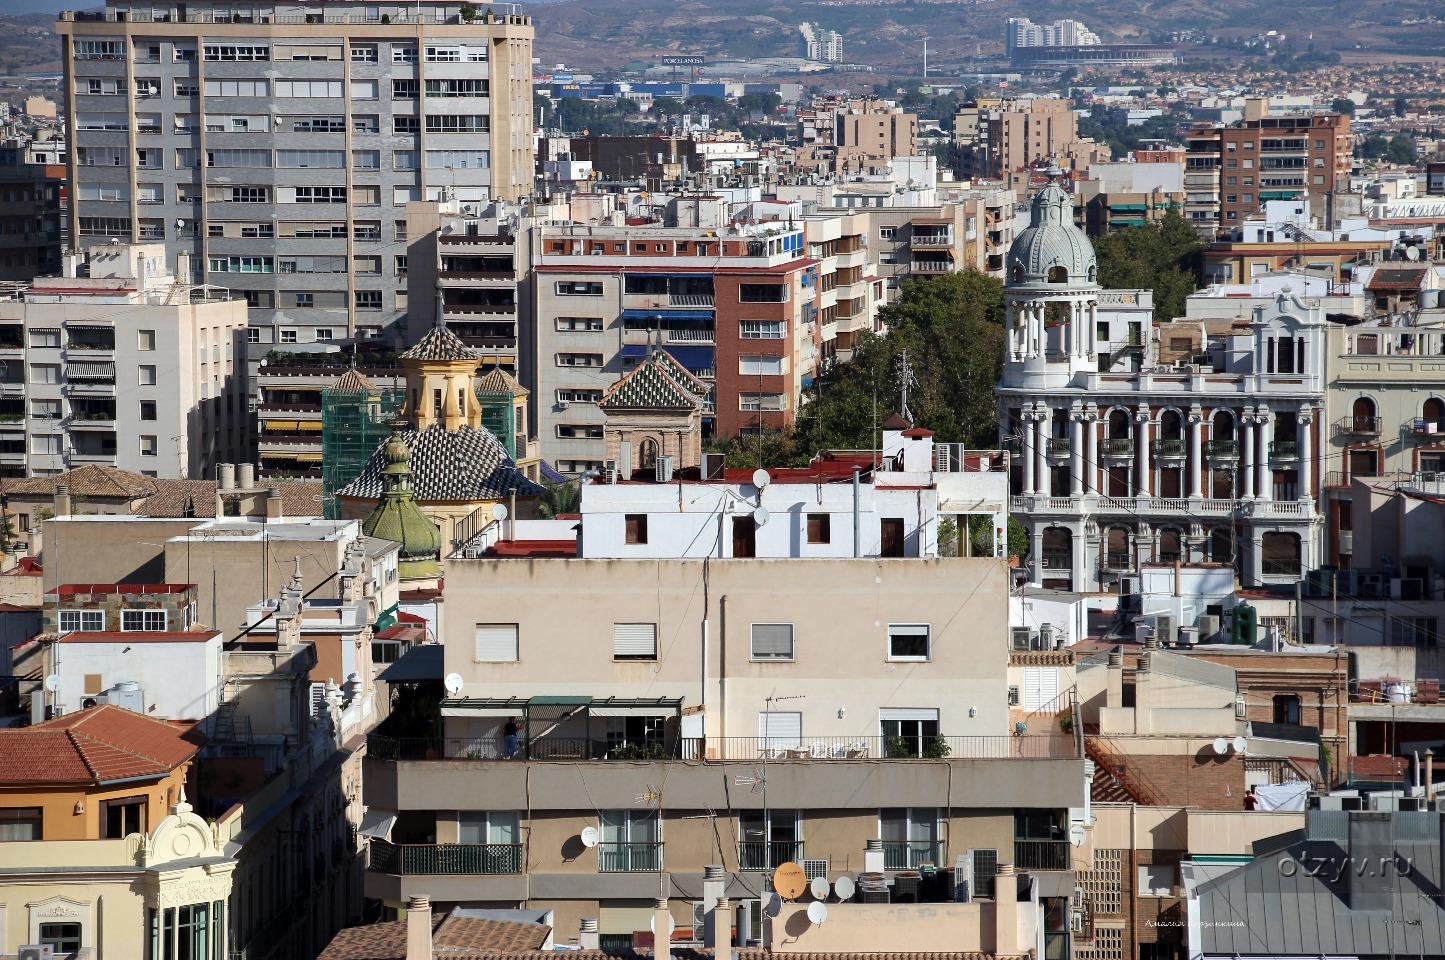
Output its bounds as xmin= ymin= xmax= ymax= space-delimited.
xmin=660 ymin=55 xmax=705 ymax=66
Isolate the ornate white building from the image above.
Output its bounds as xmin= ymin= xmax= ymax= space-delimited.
xmin=998 ymin=178 xmax=1326 ymax=591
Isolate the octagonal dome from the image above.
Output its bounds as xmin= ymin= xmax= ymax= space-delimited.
xmin=1006 ymin=182 xmax=1098 ymax=291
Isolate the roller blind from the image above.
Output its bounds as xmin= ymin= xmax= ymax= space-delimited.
xmin=758 ymin=711 xmax=802 ymax=748
xmin=751 ymin=623 xmax=794 ymax=659
xmin=475 ymin=623 xmax=519 ymax=662
xmin=612 ymin=622 xmax=657 ymax=659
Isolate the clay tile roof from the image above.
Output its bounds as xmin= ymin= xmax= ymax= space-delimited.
xmin=338 ymin=424 xmax=543 ymax=503
xmin=400 ymin=324 xmax=480 ymax=363
xmin=318 ymin=915 xmax=551 ymax=960
xmin=882 ymin=412 xmax=913 ymax=430
xmin=328 ymin=368 xmax=381 ymax=393
xmin=600 ymin=350 xmax=707 ymax=411
xmin=1 ymin=464 xmax=157 ymax=500
xmin=1366 ymin=265 xmax=1428 ymax=292
xmin=476 ymin=366 xmax=530 ymax=399
xmin=0 ymin=704 xmax=203 ymax=785
xmin=139 ymin=479 xmax=324 ymax=518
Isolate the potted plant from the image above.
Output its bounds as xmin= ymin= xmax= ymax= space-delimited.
xmin=1057 ymin=710 xmax=1074 ymax=735
xmin=884 ymin=735 xmax=913 ymax=758
xmin=459 ymin=4 xmax=478 ymax=21
xmin=922 ymin=736 xmax=951 ymax=759
xmin=380 ymin=13 xmax=391 ymax=23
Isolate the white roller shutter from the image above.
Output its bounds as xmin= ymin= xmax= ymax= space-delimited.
xmin=475 ymin=623 xmax=519 ymax=662
xmin=1021 ymin=666 xmax=1059 ymax=712
xmin=879 ymin=708 xmax=941 ymax=722
xmin=751 ymin=623 xmax=794 ymax=659
xmin=758 ymin=711 xmax=802 ymax=748
xmin=612 ymin=622 xmax=657 ymax=659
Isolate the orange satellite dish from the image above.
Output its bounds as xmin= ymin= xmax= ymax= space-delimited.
xmin=773 ymin=862 xmax=807 ymax=900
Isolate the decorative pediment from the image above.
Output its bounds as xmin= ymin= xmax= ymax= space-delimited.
xmin=142 ymin=791 xmax=221 ymax=867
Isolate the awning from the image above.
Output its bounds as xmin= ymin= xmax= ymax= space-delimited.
xmin=622 ymin=308 xmax=714 ymax=322
xmin=68 ymin=361 xmax=116 ymax=379
xmin=529 ymin=695 xmax=592 ymax=706
xmin=376 ymin=643 xmax=444 ymax=683
xmin=590 ymin=705 xmax=676 ymax=717
xmin=441 ymin=703 xmax=516 ymax=717
xmin=358 ymin=809 xmax=396 ymax=840
xmin=620 ymin=344 xmax=713 ymax=368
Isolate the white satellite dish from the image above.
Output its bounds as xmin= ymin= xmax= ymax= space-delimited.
xmin=443 ymin=672 xmax=464 ymax=695
xmin=810 ymin=876 xmax=830 ymax=901
xmin=1232 ymin=736 xmax=1248 ymax=754
xmin=1069 ymin=823 xmax=1087 ymax=847
xmin=44 ymin=674 xmax=60 ymax=692
xmin=834 ymin=875 xmax=856 ymax=900
xmin=580 ymin=825 xmax=599 ymax=848
xmin=1212 ymin=737 xmax=1229 ymax=756
xmin=806 ymin=901 xmax=828 ymax=925
xmin=492 ymin=503 xmax=509 ymax=521
xmin=753 ymin=506 xmax=770 ymax=526
xmin=649 ymin=912 xmax=676 ymax=936
xmin=764 ymin=892 xmax=782 ymax=918
xmin=751 ymin=468 xmax=770 ymax=489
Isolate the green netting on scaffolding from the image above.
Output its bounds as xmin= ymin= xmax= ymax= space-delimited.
xmin=476 ymin=365 xmax=527 ymax=462
xmin=321 ymin=373 xmax=403 ymax=519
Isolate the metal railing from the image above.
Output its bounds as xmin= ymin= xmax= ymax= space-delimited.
xmin=1405 ymin=418 xmax=1445 ymax=438
xmin=1204 ymin=439 xmax=1239 ymax=459
xmin=1269 ymin=440 xmax=1299 ymax=460
xmin=599 ymin=842 xmax=663 ymax=873
xmin=1334 ymin=416 xmax=1381 ymax=437
xmin=737 ymin=841 xmax=805 ymax=871
xmin=1105 ymin=552 xmax=1132 ymax=571
xmin=882 ymin=840 xmax=946 ymax=870
xmin=1101 ymin=438 xmax=1135 ymax=458
xmin=366 ymin=734 xmax=695 ymax=762
xmin=1046 ymin=438 xmax=1071 ymax=457
xmin=369 ymin=839 xmax=521 ymax=875
xmin=1041 ymin=551 xmax=1072 ymax=570
xmin=1262 ymin=558 xmax=1302 ymax=576
xmin=1013 ymin=839 xmax=1070 ymax=871
xmin=1151 ymin=439 xmax=1186 ymax=458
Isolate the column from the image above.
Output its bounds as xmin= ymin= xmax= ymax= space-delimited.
xmin=1035 ymin=409 xmax=1050 ymax=497
xmin=1258 ymin=411 xmax=1274 ymax=502
xmin=1071 ymin=414 xmax=1085 ymax=497
xmin=1188 ymin=411 xmax=1203 ymax=499
xmin=1030 ymin=526 xmax=1045 ymax=586
xmin=1022 ymin=411 xmax=1036 ymax=495
xmin=1241 ymin=417 xmax=1255 ymax=500
xmin=1071 ymin=524 xmax=1088 ymax=593
xmin=1299 ymin=408 xmax=1314 ymax=503
xmin=1135 ymin=412 xmax=1150 ymax=498
xmin=1086 ymin=412 xmax=1098 ymax=495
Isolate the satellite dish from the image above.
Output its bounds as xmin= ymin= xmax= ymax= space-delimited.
xmin=44 ymin=674 xmax=60 ymax=692
xmin=807 ymin=901 xmax=828 ymax=925
xmin=1406 ymin=245 xmax=1421 ymax=260
xmin=443 ymin=672 xmax=464 ymax=695
xmin=492 ymin=503 xmax=509 ymax=522
xmin=1069 ymin=823 xmax=1087 ymax=847
xmin=1232 ymin=736 xmax=1248 ymax=754
xmin=751 ymin=468 xmax=770 ymax=489
xmin=773 ymin=861 xmax=807 ymax=900
xmin=834 ymin=875 xmax=856 ymax=900
xmin=579 ymin=825 xmax=599 ymax=848
xmin=764 ymin=892 xmax=782 ymax=918
xmin=1212 ymin=737 xmax=1229 ymax=756
xmin=753 ymin=506 xmax=770 ymax=526
xmin=810 ymin=876 xmax=830 ymax=901
xmin=649 ymin=912 xmax=676 ymax=936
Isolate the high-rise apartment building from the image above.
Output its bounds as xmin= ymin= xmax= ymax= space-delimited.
xmin=0 ymin=136 xmax=67 ymax=282
xmin=987 ymin=99 xmax=1080 ymax=179
xmin=57 ymin=0 xmax=534 ymax=352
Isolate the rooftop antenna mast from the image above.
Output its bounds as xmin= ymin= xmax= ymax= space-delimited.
xmin=737 ymin=691 xmax=804 ymax=878
xmin=921 ymin=36 xmax=932 ymax=80
xmin=894 ymin=349 xmax=916 ymax=424
xmin=636 ymin=781 xmax=666 ymax=896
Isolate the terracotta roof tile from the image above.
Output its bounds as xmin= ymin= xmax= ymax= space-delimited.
xmin=318 ymin=915 xmax=550 ymax=960
xmin=0 ymin=704 xmax=202 ymax=785
xmin=600 ymin=350 xmax=708 ymax=411
xmin=476 ymin=366 xmax=530 ymax=398
xmin=401 ymin=324 xmax=480 ymax=363
xmin=139 ymin=478 xmax=324 ymax=518
xmin=1 ymin=464 xmax=156 ymax=500
xmin=338 ymin=424 xmax=542 ymax=503
xmin=328 ymin=368 xmax=381 ymax=393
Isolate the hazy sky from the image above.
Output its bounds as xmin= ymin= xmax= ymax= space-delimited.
xmin=8 ymin=1 xmax=84 ymax=13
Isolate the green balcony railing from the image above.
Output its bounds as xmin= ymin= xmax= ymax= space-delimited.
xmin=1101 ymin=438 xmax=1135 ymax=458
xmin=1205 ymin=439 xmax=1238 ymax=459
xmin=369 ymin=839 xmax=521 ymax=875
xmin=882 ymin=840 xmax=946 ymax=870
xmin=599 ymin=842 xmax=663 ymax=873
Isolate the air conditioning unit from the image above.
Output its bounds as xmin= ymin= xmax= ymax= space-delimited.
xmin=953 ymin=852 xmax=973 ymax=902
xmin=1198 ymin=615 xmax=1220 ymax=640
xmin=1154 ymin=614 xmax=1176 ymax=645
xmin=604 ymin=459 xmax=618 ymax=484
xmin=1010 ymin=626 xmax=1035 ymax=651
xmin=1235 ymin=696 xmax=1247 ymax=719
xmin=557 ymin=400 xmax=570 ymax=410
xmin=801 ymin=858 xmax=829 ymax=880
xmin=655 ymin=455 xmax=675 ymax=483
xmin=19 ymin=947 xmax=54 ymax=960
xmin=1071 ymin=885 xmax=1085 ymax=912
xmin=702 ymin=452 xmax=726 ymax=480
xmin=1039 ymin=624 xmax=1055 ymax=649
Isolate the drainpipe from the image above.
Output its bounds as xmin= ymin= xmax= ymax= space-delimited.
xmin=852 ymin=466 xmax=861 ymax=557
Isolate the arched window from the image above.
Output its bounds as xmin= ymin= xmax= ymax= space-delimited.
xmin=639 ymin=437 xmax=659 ymax=468
xmin=1088 ymin=265 xmax=1097 ymax=283
xmin=1108 ymin=409 xmax=1131 ymax=439
xmin=1425 ymin=396 xmax=1445 ymax=428
xmin=1351 ymin=396 xmax=1377 ymax=433
xmin=1012 ymin=262 xmax=1025 ymax=284
xmin=1048 ymin=265 xmax=1068 ymax=284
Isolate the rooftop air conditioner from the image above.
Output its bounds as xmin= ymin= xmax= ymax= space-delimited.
xmin=1198 ymin=615 xmax=1220 ymax=640
xmin=801 ymin=858 xmax=829 ymax=880
xmin=702 ymin=452 xmax=726 ymax=480
xmin=655 ymin=455 xmax=675 ymax=483
xmin=1010 ymin=626 xmax=1035 ymax=651
xmin=1155 ymin=614 xmax=1176 ymax=645
xmin=19 ymin=947 xmax=54 ymax=960
xmin=604 ymin=459 xmax=618 ymax=484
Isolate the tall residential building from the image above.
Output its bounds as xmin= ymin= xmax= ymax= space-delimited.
xmin=0 ymin=135 xmax=67 ymax=281
xmin=1184 ymin=124 xmax=1224 ymax=236
xmin=57 ymin=0 xmax=535 ymax=351
xmin=798 ymin=21 xmax=843 ymax=62
xmin=795 ymin=99 xmax=918 ymax=176
xmin=0 ymin=243 xmax=248 ymax=479
xmin=987 ymin=99 xmax=1080 ymax=179
xmin=1005 ymin=17 xmax=1101 ymax=55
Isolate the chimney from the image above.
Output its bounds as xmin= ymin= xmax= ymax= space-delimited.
xmin=406 ymin=896 xmax=432 ymax=960
xmin=217 ymin=463 xmax=235 ymax=490
xmin=652 ymin=898 xmax=672 ymax=960
xmin=991 ymin=863 xmax=1018 ymax=955
xmin=266 ymin=491 xmax=284 ymax=520
xmin=1134 ymin=653 xmax=1153 ymax=735
xmin=713 ymin=899 xmax=730 ymax=949
xmin=237 ymin=462 xmax=255 ymax=489
xmin=578 ymin=918 xmax=599 ymax=951
xmin=702 ymin=865 xmax=726 ymax=949
xmin=1105 ymin=651 xmax=1123 ymax=709
xmin=53 ymin=483 xmax=71 ymax=519
xmin=1347 ymin=812 xmax=1395 ymax=910
xmin=863 ymin=837 xmax=885 ymax=873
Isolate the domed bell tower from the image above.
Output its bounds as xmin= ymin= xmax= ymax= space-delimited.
xmin=1004 ymin=166 xmax=1101 ymax=386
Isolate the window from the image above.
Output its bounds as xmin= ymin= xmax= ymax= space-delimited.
xmin=880 ymin=708 xmax=941 ymax=757
xmin=280 ymin=329 xmax=299 ymax=343
xmin=426 ymin=149 xmax=490 ymax=169
xmin=556 ymin=317 xmax=604 ymax=332
xmin=599 ymin=810 xmax=661 ymax=872
xmin=102 ymin=795 xmax=147 ymax=837
xmin=292 ymin=186 xmax=347 ymax=203
xmin=392 ymin=150 xmax=419 ymax=170
xmin=458 ymin=811 xmax=520 ymax=847
xmin=350 ymin=79 xmax=378 ymax=100
xmin=426 ymin=115 xmax=490 ymax=133
xmin=276 ymin=149 xmax=345 ymax=168
xmin=740 ymin=393 xmax=786 ymax=412
xmin=887 ymin=624 xmax=930 ymax=661
xmin=392 ymin=79 xmax=419 ymax=99
xmin=739 ymin=810 xmax=801 ymax=870
xmin=139 ymin=400 xmax=157 ymax=421
xmin=1390 ymin=617 xmax=1438 ymax=647
xmin=1272 ymin=694 xmax=1301 ymax=725
xmin=739 ymin=356 xmax=784 ymax=376
xmin=29 ymin=363 xmax=60 ymax=384
xmin=425 ymin=78 xmax=489 ymax=97
xmin=557 ymin=389 xmax=603 ymax=404
xmin=556 ymin=281 xmax=603 ymax=296
xmin=751 ymin=623 xmax=794 ymax=660
xmin=140 ymin=435 xmax=158 ymax=457
xmin=880 ymin=808 xmax=940 ymax=869
xmin=39 ymin=923 xmax=82 ymax=954
xmin=31 ymin=329 xmax=59 ymax=349
xmin=556 ymin=424 xmax=604 ymax=439
xmin=203 ymin=79 xmax=268 ymax=97
xmin=758 ymin=711 xmax=802 ymax=750
xmin=1138 ymin=864 xmax=1175 ymax=897
xmin=138 ymin=330 xmax=156 ymax=351
xmin=204 ymin=43 xmax=269 ymax=61
xmin=292 ymin=115 xmax=345 ymax=133
xmin=79 ymin=217 xmax=132 ymax=236
xmin=353 ymin=150 xmax=381 ymax=171
xmin=139 ymin=365 xmax=158 ymax=385
xmin=739 ymin=283 xmax=787 ymax=303
xmin=476 ymin=623 xmax=519 ymax=662
xmin=246 ymin=329 xmax=262 ymax=344
xmin=879 ymin=226 xmax=897 ymax=239
xmin=393 ymin=115 xmax=420 ymax=134
xmin=807 ymin=514 xmax=830 ymax=544
xmin=351 ymin=43 xmax=378 ymax=62
xmin=355 ymin=291 xmax=383 ymax=311
xmin=59 ymin=609 xmax=105 ymax=632
xmin=274 ymin=79 xmax=343 ymax=98
xmin=741 ymin=320 xmax=786 ymax=339
xmin=556 ymin=353 xmax=603 ymax=368
xmin=78 ymin=183 xmax=130 ymax=201
xmin=613 ymin=623 xmax=658 ymax=660
xmin=880 ymin=517 xmax=905 ymax=557
xmin=0 ymin=806 xmax=41 ymax=841
xmin=315 ymin=329 xmax=334 ymax=342
xmin=31 ymin=435 xmax=61 ymax=455
xmin=121 ymin=609 xmax=167 ymax=632
xmin=392 ymin=44 xmax=418 ymax=63
xmin=31 ymin=399 xmax=60 ymax=419
xmin=625 ymin=514 xmax=648 ymax=545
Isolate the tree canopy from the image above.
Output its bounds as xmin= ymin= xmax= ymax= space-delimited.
xmin=1091 ymin=211 xmax=1204 ymax=322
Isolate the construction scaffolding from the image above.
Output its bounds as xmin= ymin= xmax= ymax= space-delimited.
xmin=476 ymin=366 xmax=527 ymax=462
xmin=321 ymin=370 xmax=403 ymax=519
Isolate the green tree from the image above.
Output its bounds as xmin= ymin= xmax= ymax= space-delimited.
xmin=1091 ymin=211 xmax=1203 ymax=322
xmin=1394 ymin=95 xmax=1409 ymax=118
xmin=536 ymin=481 xmax=582 ymax=518
xmin=1386 ymin=134 xmax=1416 ymax=165
xmin=1331 ymin=97 xmax=1356 ymax=116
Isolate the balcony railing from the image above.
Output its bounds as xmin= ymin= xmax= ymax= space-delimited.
xmin=882 ymin=840 xmax=946 ymax=870
xmin=369 ymin=839 xmax=521 ymax=875
xmin=1105 ymin=551 xmax=1133 ymax=571
xmin=1334 ymin=416 xmax=1381 ymax=438
xmin=367 ymin=735 xmax=694 ymax=762
xmin=1269 ymin=440 xmax=1299 ymax=460
xmin=1101 ymin=438 xmax=1135 ymax=458
xmin=1046 ymin=438 xmax=1070 ymax=457
xmin=599 ymin=842 xmax=663 ymax=873
xmin=1262 ymin=558 xmax=1302 ymax=576
xmin=1152 ymin=439 xmax=1186 ymax=459
xmin=737 ymin=841 xmax=805 ymax=871
xmin=1205 ymin=439 xmax=1239 ymax=459
xmin=1013 ymin=839 xmax=1070 ymax=871
xmin=1041 ymin=550 xmax=1072 ymax=570
xmin=1406 ymin=418 xmax=1445 ymax=439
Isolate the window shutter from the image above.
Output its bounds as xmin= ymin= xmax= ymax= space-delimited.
xmin=758 ymin=711 xmax=802 ymax=748
xmin=475 ymin=623 xmax=519 ymax=662
xmin=613 ymin=623 xmax=657 ymax=659
xmin=1021 ymin=667 xmax=1060 ymax=712
xmin=751 ymin=623 xmax=794 ymax=659
xmin=309 ymin=681 xmax=327 ymax=718
xmin=879 ymin=708 xmax=939 ymax=722
xmin=971 ymin=848 xmax=998 ymax=899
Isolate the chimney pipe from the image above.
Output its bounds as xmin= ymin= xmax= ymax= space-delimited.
xmin=406 ymin=896 xmax=432 ymax=960
xmin=852 ymin=466 xmax=862 ymax=557
xmin=992 ymin=863 xmax=1018 ymax=954
xmin=702 ymin=865 xmax=726 ymax=949
xmin=53 ymin=483 xmax=71 ymax=519
xmin=266 ymin=492 xmax=283 ymax=520
xmin=863 ymin=837 xmax=884 ymax=873
xmin=578 ymin=918 xmax=599 ymax=950
xmin=217 ymin=463 xmax=235 ymax=490
xmin=652 ymin=898 xmax=672 ymax=960
xmin=237 ymin=462 xmax=255 ymax=490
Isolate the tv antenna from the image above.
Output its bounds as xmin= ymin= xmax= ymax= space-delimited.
xmin=895 ymin=349 xmax=917 ymax=423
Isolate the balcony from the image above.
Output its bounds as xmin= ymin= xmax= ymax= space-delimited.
xmin=1205 ymin=439 xmax=1239 ymax=461
xmin=910 ymin=230 xmax=954 ymax=249
xmin=1262 ymin=558 xmax=1302 ymax=577
xmin=1013 ymin=839 xmax=1070 ymax=871
xmin=1046 ymin=438 xmax=1071 ymax=459
xmin=882 ymin=840 xmax=946 ymax=871
xmin=1151 ymin=438 xmax=1186 ymax=461
xmin=622 ymin=328 xmax=717 ymax=345
xmin=369 ymin=839 xmax=521 ymax=875
xmin=1105 ymin=551 xmax=1133 ymax=571
xmin=1041 ymin=550 xmax=1072 ymax=570
xmin=1406 ymin=418 xmax=1445 ymax=440
xmin=910 ymin=260 xmax=952 ymax=274
xmin=599 ymin=842 xmax=663 ymax=873
xmin=622 ymin=293 xmax=715 ymax=309
xmin=1334 ymin=416 xmax=1381 ymax=438
xmin=737 ymin=841 xmax=805 ymax=871
xmin=1269 ymin=440 xmax=1299 ymax=461
xmin=67 ymin=414 xmax=116 ymax=431
xmin=1101 ymin=438 xmax=1135 ymax=459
